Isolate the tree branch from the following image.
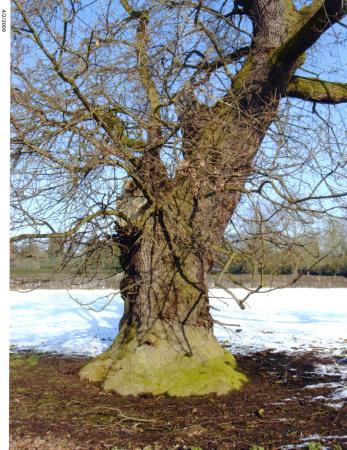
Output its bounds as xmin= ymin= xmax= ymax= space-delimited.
xmin=136 ymin=13 xmax=162 ymax=124
xmin=287 ymin=75 xmax=347 ymax=104
xmin=274 ymin=0 xmax=346 ymax=70
xmin=10 ymin=209 xmax=133 ymax=243
xmin=196 ymin=46 xmax=250 ymax=73
xmin=119 ymin=1 xmax=161 ymax=121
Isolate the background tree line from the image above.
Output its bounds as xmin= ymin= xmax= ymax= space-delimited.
xmin=10 ymin=235 xmax=122 ymax=277
xmin=11 ymin=219 xmax=347 ymax=279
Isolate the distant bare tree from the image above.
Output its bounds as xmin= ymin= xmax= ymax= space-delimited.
xmin=11 ymin=0 xmax=347 ymax=395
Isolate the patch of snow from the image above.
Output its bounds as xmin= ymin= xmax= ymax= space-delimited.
xmin=210 ymin=288 xmax=347 ymax=355
xmin=322 ymin=435 xmax=347 ymax=440
xmin=311 ymin=395 xmax=328 ymax=401
xmin=325 ymin=402 xmax=345 ymax=409
xmin=304 ymin=382 xmax=344 ymax=389
xmin=10 ymin=289 xmax=122 ymax=356
xmin=310 ymin=360 xmax=347 ymax=407
xmin=332 ymin=387 xmax=347 ymax=400
xmin=282 ymin=433 xmax=347 ymax=449
xmin=282 ymin=444 xmax=328 ymax=450
xmin=300 ymin=434 xmax=322 ymax=441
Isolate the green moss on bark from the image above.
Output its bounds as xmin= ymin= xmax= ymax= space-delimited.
xmin=287 ymin=76 xmax=347 ymax=104
xmin=80 ymin=325 xmax=247 ymax=396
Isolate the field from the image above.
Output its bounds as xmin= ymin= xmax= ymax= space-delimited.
xmin=10 ymin=273 xmax=347 ymax=291
xmin=9 ymin=288 xmax=347 ymax=449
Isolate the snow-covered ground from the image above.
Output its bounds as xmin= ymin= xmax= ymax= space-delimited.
xmin=10 ymin=288 xmax=347 ymax=407
xmin=211 ymin=288 xmax=347 ymax=355
xmin=10 ymin=288 xmax=347 ymax=357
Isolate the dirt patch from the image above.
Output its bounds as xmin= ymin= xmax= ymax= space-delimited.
xmin=10 ymin=351 xmax=347 ymax=450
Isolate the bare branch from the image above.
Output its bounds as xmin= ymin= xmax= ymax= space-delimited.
xmin=11 ymin=209 xmax=133 ymax=243
xmin=273 ymin=0 xmax=346 ymax=71
xmin=287 ymin=75 xmax=347 ymax=104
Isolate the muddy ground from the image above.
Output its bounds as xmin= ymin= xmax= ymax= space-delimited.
xmin=10 ymin=351 xmax=347 ymax=450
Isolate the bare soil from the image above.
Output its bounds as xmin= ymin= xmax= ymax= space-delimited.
xmin=10 ymin=351 xmax=347 ymax=450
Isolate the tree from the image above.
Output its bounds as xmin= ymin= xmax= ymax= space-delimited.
xmin=10 ymin=242 xmax=19 ymax=265
xmin=47 ymin=236 xmax=63 ymax=257
xmin=11 ymin=0 xmax=347 ymax=395
xmin=314 ymin=219 xmax=347 ymax=275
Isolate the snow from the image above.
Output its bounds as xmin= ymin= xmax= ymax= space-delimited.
xmin=10 ymin=288 xmax=347 ymax=356
xmin=332 ymin=387 xmax=347 ymax=400
xmin=283 ymin=434 xmax=347 ymax=449
xmin=10 ymin=289 xmax=121 ymax=356
xmin=210 ymin=288 xmax=347 ymax=354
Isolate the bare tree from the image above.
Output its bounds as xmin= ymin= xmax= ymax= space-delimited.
xmin=11 ymin=0 xmax=347 ymax=395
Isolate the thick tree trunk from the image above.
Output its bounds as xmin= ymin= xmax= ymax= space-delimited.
xmin=80 ymin=200 xmax=246 ymax=396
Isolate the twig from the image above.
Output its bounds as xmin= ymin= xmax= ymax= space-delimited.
xmin=83 ymin=406 xmax=156 ymax=423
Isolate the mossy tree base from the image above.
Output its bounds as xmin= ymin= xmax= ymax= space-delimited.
xmin=80 ymin=323 xmax=247 ymax=396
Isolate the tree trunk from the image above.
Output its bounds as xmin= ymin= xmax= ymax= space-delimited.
xmin=80 ymin=195 xmax=246 ymax=396
xmin=79 ymin=7 xmax=292 ymax=394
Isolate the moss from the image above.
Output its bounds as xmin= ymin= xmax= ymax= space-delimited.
xmin=80 ymin=358 xmax=111 ymax=383
xmin=306 ymin=443 xmax=322 ymax=450
xmin=80 ymin=326 xmax=247 ymax=397
xmin=10 ymin=353 xmax=41 ymax=369
xmin=232 ymin=53 xmax=254 ymax=93
xmin=101 ymin=352 xmax=246 ymax=396
xmin=288 ymin=76 xmax=347 ymax=104
xmin=14 ymin=386 xmax=31 ymax=394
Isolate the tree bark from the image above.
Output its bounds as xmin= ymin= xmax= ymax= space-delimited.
xmin=80 ymin=195 xmax=246 ymax=395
